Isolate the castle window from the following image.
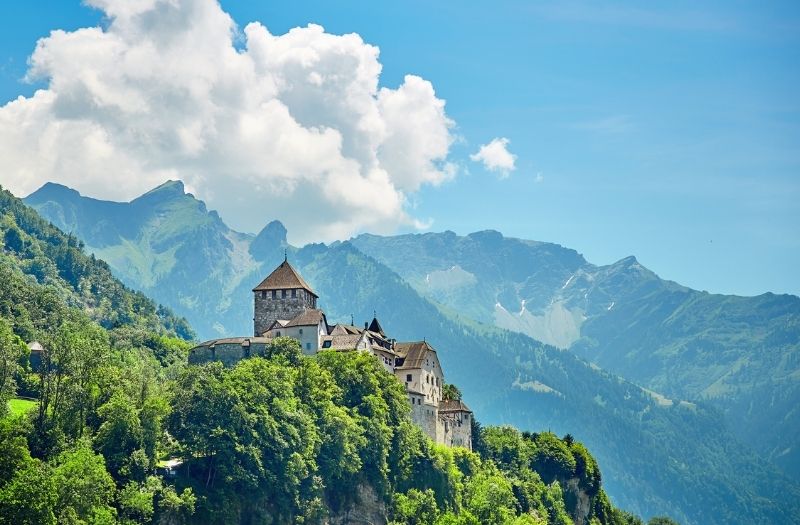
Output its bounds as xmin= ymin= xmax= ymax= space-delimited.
xmin=261 ymin=291 xmax=266 ymax=299
xmin=282 ymin=290 xmax=287 ymax=298
xmin=406 ymin=374 xmax=412 ymax=382
xmin=299 ymin=328 xmax=303 ymax=335
xmin=292 ymin=289 xmax=296 ymax=298
xmin=272 ymin=290 xmax=277 ymax=299
xmin=306 ymin=343 xmax=311 ymax=351
xmin=276 ymin=331 xmax=281 ymax=336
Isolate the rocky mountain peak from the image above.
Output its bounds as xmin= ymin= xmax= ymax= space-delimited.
xmin=250 ymin=220 xmax=288 ymax=260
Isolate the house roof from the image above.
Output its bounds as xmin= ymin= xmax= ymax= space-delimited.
xmin=252 ymin=259 xmax=317 ymax=296
xmin=439 ymin=399 xmax=472 ymax=413
xmin=192 ymin=337 xmax=273 ymax=349
xmin=284 ymin=309 xmax=327 ymax=328
xmin=320 ymin=334 xmax=364 ymax=351
xmin=330 ymin=324 xmax=363 ymax=335
xmin=394 ymin=341 xmax=437 ymax=369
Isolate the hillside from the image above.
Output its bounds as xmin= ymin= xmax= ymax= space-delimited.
xmin=21 ymin=181 xmax=800 ymax=524
xmin=0 ymin=186 xmax=644 ymax=525
xmin=349 ymin=232 xmax=800 ymax=477
xmin=0 ymin=185 xmax=192 ymax=341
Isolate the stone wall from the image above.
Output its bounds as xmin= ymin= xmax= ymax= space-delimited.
xmin=253 ymin=288 xmax=314 ymax=336
xmin=188 ymin=340 xmax=270 ymax=367
xmin=440 ymin=411 xmax=472 ymax=450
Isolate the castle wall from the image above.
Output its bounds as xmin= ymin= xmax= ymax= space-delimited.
xmin=188 ymin=340 xmax=270 ymax=367
xmin=440 ymin=411 xmax=472 ymax=450
xmin=395 ymin=352 xmax=443 ymax=406
xmin=280 ymin=322 xmax=325 ymax=354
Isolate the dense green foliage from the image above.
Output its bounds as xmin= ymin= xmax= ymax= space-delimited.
xmin=0 ymin=330 xmax=641 ymax=525
xmin=1 ymin=185 xmax=192 ymax=340
xmin=21 ymin=181 xmax=800 ymax=524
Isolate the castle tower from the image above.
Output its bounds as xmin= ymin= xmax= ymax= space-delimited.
xmin=252 ymin=258 xmax=318 ymax=336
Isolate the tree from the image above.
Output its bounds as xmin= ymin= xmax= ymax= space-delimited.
xmin=480 ymin=426 xmax=534 ymax=474
xmin=0 ymin=459 xmax=56 ymax=525
xmin=0 ymin=318 xmax=26 ymax=415
xmin=442 ymin=383 xmax=462 ymax=401
xmin=95 ymin=391 xmax=144 ymax=478
xmin=261 ymin=336 xmax=303 ymax=365
xmin=391 ymin=488 xmax=440 ymax=525
xmin=52 ymin=439 xmax=116 ymax=524
xmin=530 ymin=433 xmax=576 ymax=483
xmin=648 ymin=517 xmax=680 ymax=525
xmin=35 ymin=318 xmax=109 ymax=450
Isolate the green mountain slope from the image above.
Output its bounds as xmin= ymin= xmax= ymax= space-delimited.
xmin=26 ymin=181 xmax=268 ymax=336
xmin=350 ymin=232 xmax=800 ymax=477
xmin=22 ymin=181 xmax=800 ymax=524
xmin=0 ymin=185 xmax=192 ymax=340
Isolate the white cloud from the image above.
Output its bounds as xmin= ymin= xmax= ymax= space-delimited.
xmin=470 ymin=137 xmax=516 ymax=178
xmin=0 ymin=0 xmax=455 ymax=243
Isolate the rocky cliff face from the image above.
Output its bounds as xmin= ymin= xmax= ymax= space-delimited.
xmin=327 ymin=484 xmax=387 ymax=525
xmin=565 ymin=478 xmax=592 ymax=525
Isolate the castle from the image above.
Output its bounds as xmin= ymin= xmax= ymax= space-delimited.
xmin=189 ymin=258 xmax=472 ymax=450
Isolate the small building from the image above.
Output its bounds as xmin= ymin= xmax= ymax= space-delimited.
xmin=27 ymin=341 xmax=44 ymax=371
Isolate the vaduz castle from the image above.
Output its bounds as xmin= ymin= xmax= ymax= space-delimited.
xmin=189 ymin=258 xmax=472 ymax=450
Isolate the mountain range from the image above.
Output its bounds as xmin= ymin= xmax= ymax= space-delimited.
xmin=21 ymin=180 xmax=800 ymax=524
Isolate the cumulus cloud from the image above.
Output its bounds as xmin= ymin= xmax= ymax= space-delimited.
xmin=0 ymin=0 xmax=455 ymax=243
xmin=470 ymin=137 xmax=516 ymax=177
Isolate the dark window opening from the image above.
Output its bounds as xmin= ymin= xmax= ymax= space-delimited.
xmin=282 ymin=290 xmax=287 ymax=298
xmin=292 ymin=289 xmax=297 ymax=298
xmin=272 ymin=290 xmax=277 ymax=299
xmin=406 ymin=374 xmax=412 ymax=382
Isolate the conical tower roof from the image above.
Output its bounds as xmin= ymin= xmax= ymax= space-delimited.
xmin=368 ymin=316 xmax=385 ymax=336
xmin=253 ymin=259 xmax=317 ymax=297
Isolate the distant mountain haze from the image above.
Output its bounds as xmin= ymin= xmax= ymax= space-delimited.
xmin=22 ymin=180 xmax=800 ymax=525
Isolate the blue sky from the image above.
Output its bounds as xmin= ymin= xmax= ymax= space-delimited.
xmin=0 ymin=0 xmax=798 ymax=297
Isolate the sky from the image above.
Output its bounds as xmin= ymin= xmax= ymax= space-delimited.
xmin=0 ymin=0 xmax=798 ymax=297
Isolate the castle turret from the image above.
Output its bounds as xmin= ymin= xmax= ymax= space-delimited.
xmin=252 ymin=258 xmax=318 ymax=336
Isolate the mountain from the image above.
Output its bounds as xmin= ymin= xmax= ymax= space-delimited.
xmin=0 ymin=184 xmax=192 ymax=341
xmin=23 ymin=181 xmax=800 ymax=524
xmin=25 ymin=181 xmax=270 ymax=337
xmin=349 ymin=232 xmax=800 ymax=477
